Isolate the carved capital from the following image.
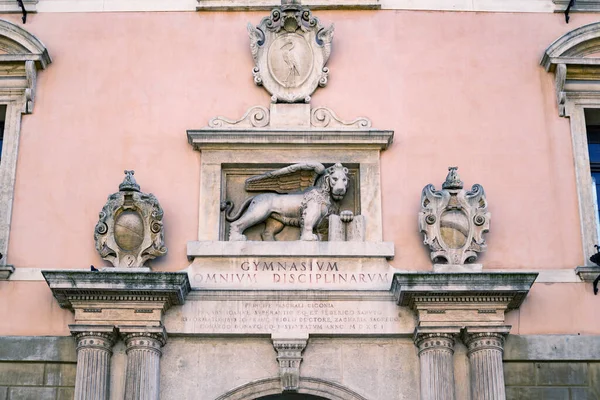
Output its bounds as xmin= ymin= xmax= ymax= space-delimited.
xmin=463 ymin=332 xmax=506 ymax=355
xmin=123 ymin=332 xmax=166 ymax=355
xmin=71 ymin=326 xmax=117 ymax=354
xmin=415 ymin=333 xmax=456 ymax=356
xmin=272 ymin=334 xmax=308 ymax=392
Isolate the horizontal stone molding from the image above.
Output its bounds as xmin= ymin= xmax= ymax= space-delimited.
xmin=553 ymin=0 xmax=600 ymax=11
xmin=392 ymin=272 xmax=538 ymax=310
xmin=197 ymin=0 xmax=380 ymax=11
xmin=187 ymin=240 xmax=395 ymax=260
xmin=575 ymin=265 xmax=600 ymax=282
xmin=0 ymin=336 xmax=76 ymax=362
xmin=42 ymin=270 xmax=191 ymax=309
xmin=0 ymin=0 xmax=37 ymax=13
xmin=32 ymin=0 xmax=554 ymax=12
xmin=187 ymin=129 xmax=394 ymax=151
xmin=504 ymin=334 xmax=600 ymax=361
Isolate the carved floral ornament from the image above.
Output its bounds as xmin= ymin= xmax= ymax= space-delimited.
xmin=94 ymin=171 xmax=167 ymax=269
xmin=248 ymin=0 xmax=334 ymax=103
xmin=419 ymin=167 xmax=490 ymax=264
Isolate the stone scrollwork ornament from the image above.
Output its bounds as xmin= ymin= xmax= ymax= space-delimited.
xmin=248 ymin=0 xmax=334 ymax=103
xmin=419 ymin=167 xmax=490 ymax=264
xmin=94 ymin=171 xmax=167 ymax=269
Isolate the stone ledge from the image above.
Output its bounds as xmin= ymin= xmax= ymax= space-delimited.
xmin=187 ymin=129 xmax=394 ymax=151
xmin=575 ymin=265 xmax=600 ymax=282
xmin=187 ymin=240 xmax=395 ymax=260
xmin=42 ymin=270 xmax=191 ymax=309
xmin=0 ymin=264 xmax=14 ymax=280
xmin=197 ymin=0 xmax=380 ymax=11
xmin=392 ymin=272 xmax=538 ymax=310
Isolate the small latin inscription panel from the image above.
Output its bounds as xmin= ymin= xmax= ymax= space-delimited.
xmin=166 ymin=299 xmax=415 ymax=335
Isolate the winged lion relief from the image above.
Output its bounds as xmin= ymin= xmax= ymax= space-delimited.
xmin=220 ymin=163 xmax=357 ymax=241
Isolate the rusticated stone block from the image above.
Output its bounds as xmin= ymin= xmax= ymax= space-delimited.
xmin=0 ymin=363 xmax=44 ymax=386
xmin=536 ymin=362 xmax=588 ymax=386
xmin=504 ymin=362 xmax=536 ymax=386
xmin=506 ymin=387 xmax=569 ymax=400
xmin=570 ymin=387 xmax=598 ymax=400
xmin=0 ymin=387 xmax=7 ymax=400
xmin=44 ymin=363 xmax=76 ymax=386
xmin=8 ymin=387 xmax=56 ymax=400
xmin=57 ymin=387 xmax=75 ymax=400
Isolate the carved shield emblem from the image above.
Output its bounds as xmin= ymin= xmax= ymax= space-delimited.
xmin=248 ymin=1 xmax=334 ymax=103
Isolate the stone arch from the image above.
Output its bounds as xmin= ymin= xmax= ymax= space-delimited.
xmin=542 ymin=22 xmax=600 ymax=70
xmin=0 ymin=18 xmax=50 ymax=68
xmin=215 ymin=377 xmax=370 ymax=400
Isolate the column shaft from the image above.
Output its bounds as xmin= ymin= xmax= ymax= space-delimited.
xmin=124 ymin=332 xmax=165 ymax=400
xmin=73 ymin=332 xmax=115 ymax=400
xmin=416 ymin=334 xmax=456 ymax=400
xmin=466 ymin=333 xmax=506 ymax=400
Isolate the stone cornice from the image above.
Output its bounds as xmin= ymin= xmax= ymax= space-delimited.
xmin=187 ymin=129 xmax=394 ymax=151
xmin=42 ymin=270 xmax=191 ymax=310
xmin=392 ymin=272 xmax=538 ymax=310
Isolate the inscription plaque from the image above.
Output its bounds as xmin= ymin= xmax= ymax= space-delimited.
xmin=166 ymin=297 xmax=415 ymax=335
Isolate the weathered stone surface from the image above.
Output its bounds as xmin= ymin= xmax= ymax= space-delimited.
xmin=0 ymin=265 xmax=14 ymax=280
xmin=415 ymin=330 xmax=457 ymax=400
xmin=503 ymin=362 xmax=536 ymax=386
xmin=271 ymin=334 xmax=308 ymax=392
xmin=165 ymin=291 xmax=416 ymax=335
xmin=196 ymin=0 xmax=381 ymax=11
xmin=122 ymin=328 xmax=166 ymax=400
xmin=0 ymin=336 xmax=76 ymax=362
xmin=72 ymin=327 xmax=116 ymax=400
xmin=56 ymin=388 xmax=75 ymax=400
xmin=505 ymin=387 xmax=569 ymax=400
xmin=0 ymin=363 xmax=45 ymax=386
xmin=43 ymin=270 xmax=191 ymax=310
xmin=504 ymin=335 xmax=600 ymax=361
xmin=8 ymin=387 xmax=56 ymax=400
xmin=536 ymin=362 xmax=588 ymax=386
xmin=44 ymin=363 xmax=76 ymax=386
xmin=570 ymin=387 xmax=598 ymax=400
xmin=464 ymin=330 xmax=508 ymax=400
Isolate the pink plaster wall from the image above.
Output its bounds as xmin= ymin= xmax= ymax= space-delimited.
xmin=0 ymin=11 xmax=598 ymax=335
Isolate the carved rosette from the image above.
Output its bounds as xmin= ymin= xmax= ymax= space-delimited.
xmin=248 ymin=0 xmax=334 ymax=103
xmin=419 ymin=167 xmax=490 ymax=264
xmin=94 ymin=171 xmax=167 ymax=268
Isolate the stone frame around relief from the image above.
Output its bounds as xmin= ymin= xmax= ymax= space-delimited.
xmin=219 ymin=163 xmax=361 ymax=241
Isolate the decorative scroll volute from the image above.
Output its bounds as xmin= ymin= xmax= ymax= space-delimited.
xmin=419 ymin=167 xmax=490 ymax=264
xmin=248 ymin=0 xmax=334 ymax=103
xmin=94 ymin=171 xmax=167 ymax=269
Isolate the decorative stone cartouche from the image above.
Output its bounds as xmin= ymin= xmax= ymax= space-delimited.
xmin=247 ymin=0 xmax=334 ymax=103
xmin=94 ymin=171 xmax=167 ymax=268
xmin=419 ymin=167 xmax=490 ymax=264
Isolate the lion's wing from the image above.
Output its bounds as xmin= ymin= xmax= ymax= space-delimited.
xmin=245 ymin=163 xmax=325 ymax=194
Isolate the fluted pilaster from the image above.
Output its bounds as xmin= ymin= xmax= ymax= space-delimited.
xmin=124 ymin=331 xmax=166 ymax=400
xmin=465 ymin=333 xmax=506 ymax=400
xmin=73 ymin=330 xmax=116 ymax=400
xmin=415 ymin=333 xmax=456 ymax=400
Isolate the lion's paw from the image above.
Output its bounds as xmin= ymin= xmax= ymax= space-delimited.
xmin=229 ymin=232 xmax=247 ymax=241
xmin=301 ymin=233 xmax=319 ymax=241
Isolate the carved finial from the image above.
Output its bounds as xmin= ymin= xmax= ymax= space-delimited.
xmin=442 ymin=166 xmax=463 ymax=190
xmin=119 ymin=170 xmax=140 ymax=192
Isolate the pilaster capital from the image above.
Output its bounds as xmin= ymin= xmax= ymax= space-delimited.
xmin=120 ymin=326 xmax=167 ymax=355
xmin=413 ymin=327 xmax=460 ymax=355
xmin=70 ymin=325 xmax=117 ymax=353
xmin=461 ymin=326 xmax=510 ymax=355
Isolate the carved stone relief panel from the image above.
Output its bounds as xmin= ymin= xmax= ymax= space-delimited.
xmin=220 ymin=163 xmax=359 ymax=241
xmin=94 ymin=171 xmax=167 ymax=269
xmin=248 ymin=0 xmax=334 ymax=102
xmin=419 ymin=167 xmax=490 ymax=265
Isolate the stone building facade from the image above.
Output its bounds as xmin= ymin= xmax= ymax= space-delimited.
xmin=0 ymin=1 xmax=599 ymax=399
